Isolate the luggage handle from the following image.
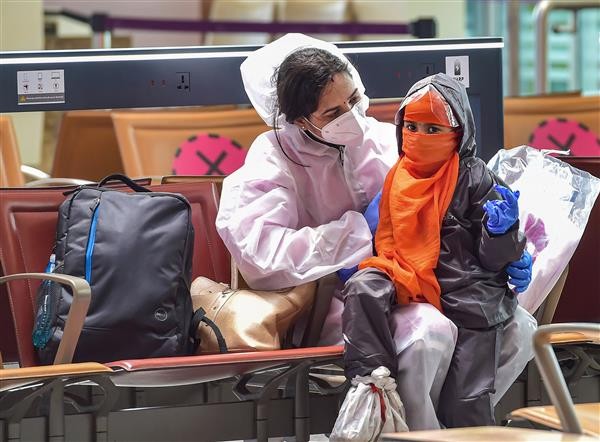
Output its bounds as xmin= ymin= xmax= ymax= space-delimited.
xmin=98 ymin=174 xmax=151 ymax=193
xmin=191 ymin=307 xmax=229 ymax=353
xmin=230 ymin=258 xmax=239 ymax=290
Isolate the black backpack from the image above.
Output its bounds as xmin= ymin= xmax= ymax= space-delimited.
xmin=33 ymin=175 xmax=195 ymax=364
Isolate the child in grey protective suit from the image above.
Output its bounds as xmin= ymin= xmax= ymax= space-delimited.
xmin=341 ymin=73 xmax=528 ymax=428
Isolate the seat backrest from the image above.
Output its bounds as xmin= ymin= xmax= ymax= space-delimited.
xmin=0 ymin=270 xmax=18 ymax=364
xmin=111 ymin=108 xmax=268 ymax=177
xmin=204 ymin=0 xmax=276 ymax=46
xmin=0 ymin=187 xmax=67 ymax=366
xmin=554 ymin=157 xmax=600 ymax=323
xmin=52 ymin=111 xmax=125 ymax=181
xmin=0 ymin=181 xmax=229 ymax=367
xmin=350 ymin=0 xmax=422 ymax=40
xmin=152 ymin=182 xmax=231 ymax=285
xmin=0 ymin=115 xmax=25 ymax=187
xmin=367 ymin=101 xmax=402 ymax=124
xmin=277 ymin=0 xmax=349 ymax=41
xmin=161 ymin=175 xmax=225 ymax=201
xmin=503 ymin=95 xmax=600 ymax=154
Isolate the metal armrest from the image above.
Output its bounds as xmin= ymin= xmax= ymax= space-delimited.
xmin=0 ymin=273 xmax=91 ymax=365
xmin=20 ymin=163 xmax=93 ymax=187
xmin=25 ymin=178 xmax=94 ymax=187
xmin=535 ymin=265 xmax=569 ymax=326
xmin=533 ymin=323 xmax=600 ymax=434
xmin=20 ymin=165 xmax=50 ymax=181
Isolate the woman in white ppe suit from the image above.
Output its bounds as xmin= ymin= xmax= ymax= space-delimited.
xmin=216 ymin=33 xmax=537 ymax=430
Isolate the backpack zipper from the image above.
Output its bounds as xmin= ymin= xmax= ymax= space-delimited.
xmin=85 ymin=197 xmax=101 ymax=283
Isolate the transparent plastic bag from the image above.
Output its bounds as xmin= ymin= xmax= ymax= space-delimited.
xmin=330 ymin=366 xmax=409 ymax=441
xmin=32 ymin=253 xmax=58 ymax=349
xmin=488 ymin=146 xmax=600 ymax=313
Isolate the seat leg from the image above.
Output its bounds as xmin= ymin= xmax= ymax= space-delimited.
xmin=93 ymin=375 xmax=118 ymax=442
xmin=294 ymin=364 xmax=311 ymax=442
xmin=48 ymin=382 xmax=65 ymax=442
xmin=0 ymin=378 xmax=62 ymax=442
xmin=234 ymin=362 xmax=313 ymax=442
xmin=526 ymin=361 xmax=543 ymax=406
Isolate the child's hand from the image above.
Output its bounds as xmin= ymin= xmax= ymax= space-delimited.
xmin=507 ymin=250 xmax=532 ymax=293
xmin=483 ymin=185 xmax=520 ymax=235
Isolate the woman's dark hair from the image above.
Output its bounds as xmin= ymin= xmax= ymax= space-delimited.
xmin=272 ymin=47 xmax=350 ymax=166
xmin=275 ymin=47 xmax=349 ymax=124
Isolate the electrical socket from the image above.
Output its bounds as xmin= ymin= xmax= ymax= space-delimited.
xmin=176 ymin=72 xmax=190 ymax=92
xmin=421 ymin=63 xmax=435 ymax=76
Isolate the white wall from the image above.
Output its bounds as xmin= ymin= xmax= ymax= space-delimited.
xmin=352 ymin=0 xmax=466 ymax=40
xmin=1 ymin=0 xmax=45 ymax=166
xmin=44 ymin=0 xmax=204 ymax=47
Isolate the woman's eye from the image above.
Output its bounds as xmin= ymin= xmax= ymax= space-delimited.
xmin=405 ymin=123 xmax=416 ymax=131
xmin=323 ymin=113 xmax=339 ymax=124
xmin=428 ymin=126 xmax=440 ymax=134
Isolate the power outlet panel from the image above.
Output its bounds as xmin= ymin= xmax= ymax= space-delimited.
xmin=176 ymin=72 xmax=190 ymax=91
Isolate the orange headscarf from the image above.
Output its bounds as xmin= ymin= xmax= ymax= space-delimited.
xmin=360 ymin=90 xmax=460 ymax=311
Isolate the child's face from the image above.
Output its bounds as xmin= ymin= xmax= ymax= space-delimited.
xmin=403 ymin=120 xmax=455 ymax=135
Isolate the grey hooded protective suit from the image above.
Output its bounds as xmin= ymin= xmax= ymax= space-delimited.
xmin=343 ymin=73 xmax=527 ymax=427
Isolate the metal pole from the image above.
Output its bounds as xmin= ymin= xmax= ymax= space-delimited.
xmin=48 ymin=382 xmax=65 ymax=442
xmin=92 ymin=32 xmax=103 ymax=49
xmin=573 ymin=12 xmax=580 ymax=92
xmin=103 ymin=31 xmax=112 ymax=49
xmin=481 ymin=1 xmax=490 ymax=37
xmin=534 ymin=0 xmax=599 ymax=94
xmin=533 ymin=323 xmax=600 ymax=434
xmin=91 ymin=13 xmax=109 ymax=49
xmin=508 ymin=0 xmax=521 ymax=96
xmin=91 ymin=31 xmax=111 ymax=49
xmin=534 ymin=1 xmax=551 ymax=94
xmin=294 ymin=364 xmax=311 ymax=442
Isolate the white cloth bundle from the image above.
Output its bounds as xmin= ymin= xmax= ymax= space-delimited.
xmin=330 ymin=366 xmax=409 ymax=441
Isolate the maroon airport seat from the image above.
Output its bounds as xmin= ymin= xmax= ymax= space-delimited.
xmin=0 ymin=179 xmax=343 ymax=441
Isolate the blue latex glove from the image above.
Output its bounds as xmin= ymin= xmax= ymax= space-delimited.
xmin=337 ymin=191 xmax=382 ymax=284
xmin=364 ymin=190 xmax=382 ymax=237
xmin=483 ymin=185 xmax=520 ymax=235
xmin=507 ymin=250 xmax=532 ymax=293
xmin=337 ymin=265 xmax=359 ymax=284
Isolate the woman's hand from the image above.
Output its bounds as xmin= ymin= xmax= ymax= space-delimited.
xmin=337 ymin=265 xmax=359 ymax=284
xmin=364 ymin=190 xmax=382 ymax=236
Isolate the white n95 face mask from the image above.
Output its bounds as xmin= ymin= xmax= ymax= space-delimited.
xmin=306 ymin=105 xmax=368 ymax=146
